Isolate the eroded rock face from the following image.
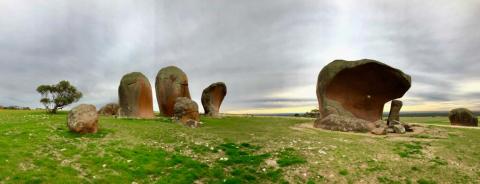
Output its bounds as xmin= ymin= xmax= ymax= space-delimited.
xmin=315 ymin=59 xmax=411 ymax=132
xmin=118 ymin=72 xmax=155 ymax=118
xmin=174 ymin=97 xmax=200 ymax=128
xmin=449 ymin=108 xmax=478 ymax=127
xmin=98 ymin=103 xmax=120 ymax=116
xmin=314 ymin=114 xmax=375 ymax=132
xmin=155 ymin=66 xmax=191 ymax=117
xmin=387 ymin=100 xmax=403 ymax=126
xmin=68 ymin=104 xmax=98 ymax=133
xmin=201 ymin=82 xmax=227 ymax=117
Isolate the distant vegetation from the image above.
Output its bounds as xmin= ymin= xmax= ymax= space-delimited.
xmin=0 ymin=105 xmax=30 ymax=110
xmin=36 ymin=80 xmax=82 ymax=114
xmin=294 ymin=109 xmax=320 ymax=118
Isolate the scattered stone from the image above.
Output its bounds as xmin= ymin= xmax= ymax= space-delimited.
xmin=67 ymin=104 xmax=98 ymax=134
xmin=386 ymin=128 xmax=395 ymax=133
xmin=314 ymin=114 xmax=375 ymax=132
xmin=155 ymin=66 xmax=191 ymax=117
xmin=201 ymin=82 xmax=227 ymax=117
xmin=448 ymin=108 xmax=478 ymax=127
xmin=118 ymin=72 xmax=155 ymax=118
xmin=173 ymin=97 xmax=200 ymax=128
xmin=402 ymin=123 xmax=414 ymax=132
xmin=374 ymin=120 xmax=388 ymax=128
xmin=314 ymin=59 xmax=411 ymax=132
xmin=371 ymin=127 xmax=387 ymax=135
xmin=393 ymin=124 xmax=406 ymax=134
xmin=98 ymin=103 xmax=120 ymax=116
xmin=265 ymin=159 xmax=278 ymax=168
xmin=387 ymin=100 xmax=403 ymax=126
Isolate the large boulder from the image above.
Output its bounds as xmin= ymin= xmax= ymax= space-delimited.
xmin=173 ymin=97 xmax=200 ymax=128
xmin=314 ymin=114 xmax=375 ymax=132
xmin=449 ymin=108 xmax=478 ymax=127
xmin=155 ymin=66 xmax=191 ymax=117
xmin=68 ymin=104 xmax=98 ymax=133
xmin=315 ymin=59 xmax=411 ymax=132
xmin=118 ymin=72 xmax=155 ymax=118
xmin=201 ymin=82 xmax=227 ymax=117
xmin=387 ymin=100 xmax=403 ymax=126
xmin=98 ymin=103 xmax=120 ymax=116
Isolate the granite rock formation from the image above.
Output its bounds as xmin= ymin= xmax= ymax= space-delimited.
xmin=201 ymin=82 xmax=227 ymax=117
xmin=387 ymin=100 xmax=403 ymax=126
xmin=118 ymin=72 xmax=155 ymax=118
xmin=449 ymin=108 xmax=478 ymax=127
xmin=155 ymin=66 xmax=191 ymax=117
xmin=173 ymin=97 xmax=200 ymax=128
xmin=98 ymin=103 xmax=120 ymax=116
xmin=314 ymin=59 xmax=411 ymax=132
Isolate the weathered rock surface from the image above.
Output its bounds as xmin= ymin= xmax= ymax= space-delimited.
xmin=173 ymin=97 xmax=200 ymax=128
xmin=393 ymin=124 xmax=406 ymax=134
xmin=387 ymin=100 xmax=403 ymax=126
xmin=98 ymin=103 xmax=120 ymax=116
xmin=155 ymin=66 xmax=191 ymax=117
xmin=68 ymin=104 xmax=98 ymax=133
xmin=449 ymin=108 xmax=478 ymax=127
xmin=371 ymin=127 xmax=387 ymax=135
xmin=201 ymin=82 xmax=227 ymax=117
xmin=315 ymin=59 xmax=411 ymax=132
xmin=314 ymin=114 xmax=375 ymax=132
xmin=118 ymin=72 xmax=155 ymax=118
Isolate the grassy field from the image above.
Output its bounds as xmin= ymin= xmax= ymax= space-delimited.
xmin=0 ymin=110 xmax=479 ymax=184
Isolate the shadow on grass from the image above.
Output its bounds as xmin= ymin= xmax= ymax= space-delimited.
xmin=55 ymin=127 xmax=113 ymax=139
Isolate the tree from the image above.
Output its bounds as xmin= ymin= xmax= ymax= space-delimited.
xmin=36 ymin=80 xmax=83 ymax=114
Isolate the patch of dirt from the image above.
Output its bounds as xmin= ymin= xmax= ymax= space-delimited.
xmin=290 ymin=122 xmax=450 ymax=141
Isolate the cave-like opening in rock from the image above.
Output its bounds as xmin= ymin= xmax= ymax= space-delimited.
xmin=325 ymin=63 xmax=410 ymax=122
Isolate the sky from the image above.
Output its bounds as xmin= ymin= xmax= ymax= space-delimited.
xmin=0 ymin=0 xmax=479 ymax=114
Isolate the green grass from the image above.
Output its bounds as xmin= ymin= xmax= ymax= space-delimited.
xmin=0 ymin=110 xmax=479 ymax=183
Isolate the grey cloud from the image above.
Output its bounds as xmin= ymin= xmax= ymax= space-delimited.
xmin=0 ymin=0 xmax=479 ymax=112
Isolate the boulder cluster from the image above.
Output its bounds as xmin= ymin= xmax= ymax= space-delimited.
xmin=106 ymin=66 xmax=227 ymax=128
xmin=65 ymin=58 xmax=478 ymax=135
xmin=314 ymin=59 xmax=414 ymax=135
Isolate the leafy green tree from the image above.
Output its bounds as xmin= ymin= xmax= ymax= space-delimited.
xmin=36 ymin=80 xmax=83 ymax=113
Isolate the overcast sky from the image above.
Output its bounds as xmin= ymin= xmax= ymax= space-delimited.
xmin=0 ymin=0 xmax=479 ymax=113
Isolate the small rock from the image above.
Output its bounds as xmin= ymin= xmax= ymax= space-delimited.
xmin=265 ymin=159 xmax=278 ymax=168
xmin=371 ymin=127 xmax=387 ymax=135
xmin=393 ymin=124 xmax=406 ymax=134
xmin=386 ymin=128 xmax=395 ymax=133
xmin=402 ymin=123 xmax=414 ymax=132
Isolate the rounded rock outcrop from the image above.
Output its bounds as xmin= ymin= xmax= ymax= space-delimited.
xmin=98 ymin=103 xmax=120 ymax=116
xmin=314 ymin=59 xmax=411 ymax=132
xmin=118 ymin=72 xmax=155 ymax=118
xmin=155 ymin=66 xmax=191 ymax=117
xmin=174 ymin=97 xmax=200 ymax=128
xmin=68 ymin=104 xmax=98 ymax=133
xmin=449 ymin=108 xmax=478 ymax=127
xmin=201 ymin=82 xmax=227 ymax=117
